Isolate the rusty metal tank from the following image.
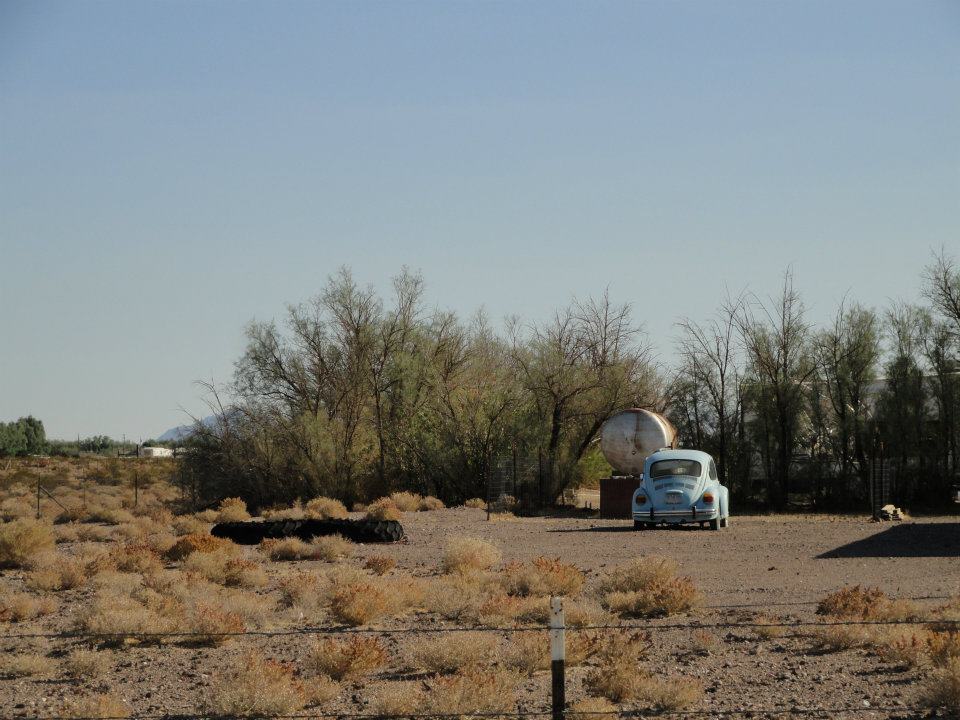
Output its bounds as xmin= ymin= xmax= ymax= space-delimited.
xmin=599 ymin=408 xmax=678 ymax=476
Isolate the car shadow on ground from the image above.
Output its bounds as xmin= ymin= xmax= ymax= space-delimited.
xmin=548 ymin=523 xmax=708 ymax=533
xmin=817 ymin=522 xmax=960 ymax=558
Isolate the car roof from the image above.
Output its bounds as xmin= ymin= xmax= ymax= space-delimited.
xmin=646 ymin=449 xmax=714 ymax=464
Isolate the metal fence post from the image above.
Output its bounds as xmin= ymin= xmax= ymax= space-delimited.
xmin=550 ymin=596 xmax=565 ymax=720
xmin=36 ymin=477 xmax=41 ymax=519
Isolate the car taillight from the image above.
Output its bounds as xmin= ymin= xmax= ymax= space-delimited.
xmin=702 ymin=493 xmax=714 ymax=504
xmin=636 ymin=495 xmax=647 ymax=505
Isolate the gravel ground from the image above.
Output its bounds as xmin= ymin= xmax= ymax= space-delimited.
xmin=2 ymin=510 xmax=958 ymax=719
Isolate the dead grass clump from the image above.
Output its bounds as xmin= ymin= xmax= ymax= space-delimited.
xmin=261 ymin=502 xmax=306 ymax=520
xmin=25 ymin=553 xmax=88 ymax=591
xmin=503 ymin=556 xmax=584 ymax=597
xmin=183 ymin=601 xmax=246 ymax=645
xmin=165 ymin=533 xmax=233 ymax=561
xmin=327 ymin=580 xmax=391 ymax=626
xmin=0 ymin=592 xmax=57 ymax=622
xmin=61 ymin=693 xmax=131 ymax=719
xmin=364 ymin=554 xmax=396 ymax=575
xmin=419 ymin=495 xmax=445 ymax=511
xmin=216 ymin=497 xmax=251 ymax=522
xmin=424 ymin=573 xmax=499 ymax=623
xmin=817 ymin=585 xmax=918 ymax=621
xmin=426 ymin=666 xmax=518 ymax=716
xmin=569 ymin=697 xmax=618 ymax=720
xmin=64 ymin=648 xmax=112 ymax=678
xmin=76 ymin=592 xmax=173 ymax=641
xmin=0 ymin=496 xmax=34 ymax=521
xmin=305 ymin=497 xmax=348 ymax=520
xmin=306 ymin=636 xmax=388 ymax=680
xmin=310 ymin=534 xmax=353 ymax=561
xmin=0 ymin=652 xmax=56 ymax=677
xmin=208 ymin=652 xmax=305 ymax=716
xmin=690 ymin=629 xmax=719 ymax=655
xmin=277 ymin=571 xmax=325 ymax=610
xmin=86 ymin=506 xmax=136 ymax=525
xmin=753 ymin=615 xmax=787 ymax=639
xmin=442 ymin=536 xmax=502 ymax=574
xmin=171 ymin=516 xmax=211 ymax=536
xmin=372 ymin=682 xmax=424 ymax=716
xmin=110 ymin=543 xmax=164 ymax=575
xmin=635 ymin=675 xmax=704 ymax=711
xmin=76 ymin=525 xmax=112 ymax=542
xmin=183 ymin=549 xmax=267 ymax=588
xmin=195 ymin=509 xmax=221 ymax=523
xmin=813 ymin=625 xmax=873 ymax=652
xmin=389 ymin=491 xmax=423 ymax=512
xmin=921 ymin=656 xmax=960 ymax=712
xmin=599 ymin=557 xmax=700 ymax=618
xmin=0 ymin=518 xmax=55 ymax=568
xmin=365 ymin=497 xmax=402 ymax=521
xmin=464 ymin=498 xmax=487 ymax=510
xmin=583 ymin=631 xmax=652 ymax=702
xmin=928 ymin=630 xmax=960 ymax=666
xmin=406 ymin=632 xmax=500 ymax=674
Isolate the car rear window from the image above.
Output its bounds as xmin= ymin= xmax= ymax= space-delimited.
xmin=649 ymin=459 xmax=702 ymax=479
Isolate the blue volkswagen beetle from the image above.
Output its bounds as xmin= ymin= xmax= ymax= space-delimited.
xmin=631 ymin=449 xmax=730 ymax=530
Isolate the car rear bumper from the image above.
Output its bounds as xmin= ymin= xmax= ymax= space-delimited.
xmin=633 ymin=506 xmax=719 ymax=523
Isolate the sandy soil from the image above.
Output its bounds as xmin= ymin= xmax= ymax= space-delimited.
xmin=2 ymin=510 xmax=958 ymax=719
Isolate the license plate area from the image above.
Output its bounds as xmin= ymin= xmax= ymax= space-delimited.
xmin=665 ymin=493 xmax=683 ymax=505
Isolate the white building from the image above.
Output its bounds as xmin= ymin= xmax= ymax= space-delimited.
xmin=141 ymin=446 xmax=173 ymax=458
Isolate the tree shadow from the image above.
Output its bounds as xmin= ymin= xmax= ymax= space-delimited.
xmin=817 ymin=522 xmax=960 ymax=559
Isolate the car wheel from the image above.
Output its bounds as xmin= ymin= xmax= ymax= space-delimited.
xmin=633 ymin=520 xmax=646 ymax=531
xmin=709 ymin=517 xmax=720 ymax=531
xmin=720 ymin=516 xmax=729 ymax=528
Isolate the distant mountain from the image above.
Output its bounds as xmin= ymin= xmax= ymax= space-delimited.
xmin=157 ymin=415 xmax=220 ymax=443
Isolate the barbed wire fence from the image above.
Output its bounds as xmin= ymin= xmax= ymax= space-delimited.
xmin=5 ymin=596 xmax=957 ymax=720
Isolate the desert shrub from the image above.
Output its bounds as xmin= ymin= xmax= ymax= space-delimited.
xmin=389 ymin=492 xmax=422 ymax=512
xmin=0 ymin=518 xmax=55 ymax=568
xmin=364 ymin=554 xmax=396 ymax=575
xmin=110 ymin=543 xmax=164 ymax=575
xmin=0 ymin=592 xmax=57 ymax=621
xmin=582 ymin=631 xmax=652 ymax=701
xmin=262 ymin=502 xmax=306 ymax=520
xmin=217 ymin=497 xmax=251 ymax=522
xmin=61 ymin=693 xmax=131 ymax=719
xmin=76 ymin=524 xmax=112 ymax=542
xmin=165 ymin=533 xmax=233 ymax=561
xmin=879 ymin=627 xmax=932 ymax=667
xmin=817 ymin=585 xmax=918 ymax=621
xmin=599 ymin=557 xmax=700 ymax=617
xmin=372 ymin=682 xmax=424 ymax=716
xmin=195 ymin=508 xmax=221 ymax=523
xmin=310 ymin=534 xmax=353 ymax=561
xmin=690 ymin=629 xmax=719 ymax=655
xmin=922 ymin=656 xmax=960 ymax=711
xmin=305 ymin=497 xmax=348 ymax=520
xmin=25 ymin=553 xmax=88 ymax=591
xmin=419 ymin=495 xmax=445 ymax=511
xmin=464 ymin=498 xmax=487 ymax=510
xmin=208 ymin=652 xmax=305 ymax=716
xmin=261 ymin=537 xmax=313 ymax=561
xmin=505 ymin=629 xmax=599 ymax=676
xmin=0 ymin=652 xmax=55 ymax=677
xmin=64 ymin=648 xmax=112 ymax=679
xmin=442 ymin=536 xmax=502 ymax=574
xmin=424 ymin=573 xmax=499 ymax=623
xmin=327 ymin=580 xmax=391 ymax=626
xmin=277 ymin=571 xmax=325 ymax=610
xmin=406 ymin=632 xmax=500 ymax=674
xmin=812 ymin=625 xmax=873 ymax=652
xmin=306 ymin=636 xmax=388 ymax=680
xmin=171 ymin=516 xmax=211 ymax=536
xmin=365 ymin=498 xmax=401 ymax=521
xmin=635 ymin=675 xmax=703 ymax=711
xmin=426 ymin=666 xmax=519 ymax=716
xmin=182 ymin=601 xmax=246 ymax=645
xmin=85 ymin=506 xmax=136 ymax=525
xmin=55 ymin=523 xmax=81 ymax=543
xmin=76 ymin=592 xmax=173 ymax=642
xmin=183 ymin=549 xmax=267 ymax=588
xmin=569 ymin=697 xmax=618 ymax=720
xmin=752 ymin=614 xmax=787 ymax=639
xmin=502 ymin=556 xmax=584 ymax=597
xmin=0 ymin=496 xmax=34 ymax=521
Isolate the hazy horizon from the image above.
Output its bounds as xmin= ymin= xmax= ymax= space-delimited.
xmin=2 ymin=0 xmax=957 ymax=440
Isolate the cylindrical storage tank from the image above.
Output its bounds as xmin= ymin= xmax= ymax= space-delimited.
xmin=600 ymin=408 xmax=677 ymax=476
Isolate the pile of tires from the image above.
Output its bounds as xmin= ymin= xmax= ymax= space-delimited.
xmin=211 ymin=518 xmax=405 ymax=545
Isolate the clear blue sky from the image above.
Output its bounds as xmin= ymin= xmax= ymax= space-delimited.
xmin=1 ymin=0 xmax=957 ymax=440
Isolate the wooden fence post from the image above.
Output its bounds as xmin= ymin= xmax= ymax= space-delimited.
xmin=550 ymin=596 xmax=565 ymax=720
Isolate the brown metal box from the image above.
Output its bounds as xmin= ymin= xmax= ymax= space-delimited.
xmin=600 ymin=476 xmax=640 ymax=519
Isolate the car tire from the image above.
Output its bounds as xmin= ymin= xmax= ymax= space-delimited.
xmin=633 ymin=520 xmax=646 ymax=531
xmin=720 ymin=516 xmax=729 ymax=528
xmin=709 ymin=517 xmax=720 ymax=531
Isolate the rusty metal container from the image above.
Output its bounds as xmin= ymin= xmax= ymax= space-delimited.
xmin=600 ymin=476 xmax=641 ymax=518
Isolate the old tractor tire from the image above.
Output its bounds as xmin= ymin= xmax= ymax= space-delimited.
xmin=212 ymin=517 xmax=405 ymax=545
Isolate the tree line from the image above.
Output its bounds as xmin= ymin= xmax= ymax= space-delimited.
xmin=0 ymin=417 xmax=46 ymax=457
xmin=184 ymin=253 xmax=960 ymax=512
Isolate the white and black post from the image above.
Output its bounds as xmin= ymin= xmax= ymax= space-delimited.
xmin=550 ymin=596 xmax=565 ymax=720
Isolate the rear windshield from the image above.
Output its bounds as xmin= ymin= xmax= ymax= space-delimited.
xmin=649 ymin=459 xmax=702 ymax=479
